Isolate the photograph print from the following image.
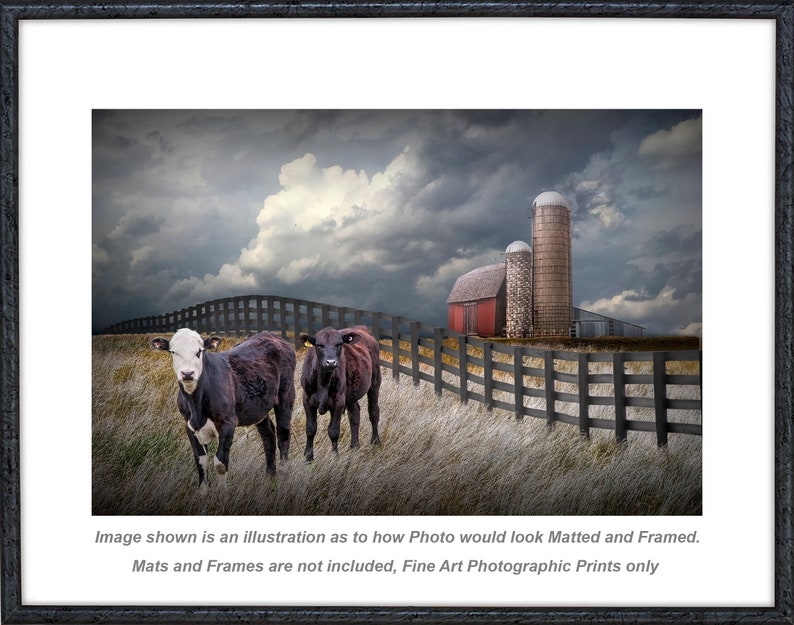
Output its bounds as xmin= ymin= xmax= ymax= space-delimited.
xmin=92 ymin=109 xmax=702 ymax=516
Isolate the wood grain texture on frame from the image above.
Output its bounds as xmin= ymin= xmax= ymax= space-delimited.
xmin=1 ymin=2 xmax=792 ymax=623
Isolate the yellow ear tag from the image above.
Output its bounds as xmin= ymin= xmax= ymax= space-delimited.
xmin=305 ymin=341 xmax=312 ymax=348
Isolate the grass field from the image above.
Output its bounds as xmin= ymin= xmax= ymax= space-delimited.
xmin=92 ymin=334 xmax=701 ymax=516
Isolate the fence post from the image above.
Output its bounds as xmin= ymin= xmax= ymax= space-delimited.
xmin=458 ymin=335 xmax=469 ymax=404
xmin=194 ymin=306 xmax=203 ymax=334
xmin=653 ymin=351 xmax=669 ymax=447
xmin=277 ymin=298 xmax=286 ymax=338
xmin=305 ymin=301 xmax=315 ymax=336
xmin=211 ymin=301 xmax=219 ymax=335
xmin=410 ymin=322 xmax=420 ymax=386
xmin=391 ymin=317 xmax=400 ymax=380
xmin=243 ymin=298 xmax=252 ymax=335
xmin=253 ymin=297 xmax=262 ymax=333
xmin=578 ymin=352 xmax=590 ymax=438
xmin=433 ymin=327 xmax=443 ymax=396
xmin=235 ymin=298 xmax=243 ymax=336
xmin=368 ymin=312 xmax=379 ymax=367
xmin=544 ymin=351 xmax=556 ymax=427
xmin=280 ymin=298 xmax=291 ymax=339
xmin=613 ymin=352 xmax=627 ymax=442
xmin=513 ymin=346 xmax=524 ymax=420
xmin=262 ymin=297 xmax=271 ymax=333
xmin=220 ymin=301 xmax=228 ymax=335
xmin=483 ymin=341 xmax=493 ymax=411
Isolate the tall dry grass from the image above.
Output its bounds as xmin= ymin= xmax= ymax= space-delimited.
xmin=92 ymin=334 xmax=701 ymax=516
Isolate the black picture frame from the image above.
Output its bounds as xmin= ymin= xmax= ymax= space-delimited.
xmin=1 ymin=2 xmax=791 ymax=624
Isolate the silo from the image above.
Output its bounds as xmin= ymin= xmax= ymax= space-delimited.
xmin=531 ymin=191 xmax=572 ymax=337
xmin=505 ymin=240 xmax=533 ymax=338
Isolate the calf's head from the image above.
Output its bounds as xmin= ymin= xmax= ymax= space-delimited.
xmin=151 ymin=329 xmax=221 ymax=394
xmin=301 ymin=328 xmax=360 ymax=373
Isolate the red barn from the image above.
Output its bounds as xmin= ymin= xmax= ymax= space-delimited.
xmin=446 ymin=263 xmax=506 ymax=336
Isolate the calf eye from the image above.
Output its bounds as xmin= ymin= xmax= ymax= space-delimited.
xmin=196 ymin=349 xmax=203 ymax=358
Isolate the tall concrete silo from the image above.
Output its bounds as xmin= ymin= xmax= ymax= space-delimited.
xmin=531 ymin=191 xmax=572 ymax=337
xmin=505 ymin=240 xmax=533 ymax=338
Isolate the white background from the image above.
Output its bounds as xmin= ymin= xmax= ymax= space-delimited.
xmin=19 ymin=17 xmax=775 ymax=607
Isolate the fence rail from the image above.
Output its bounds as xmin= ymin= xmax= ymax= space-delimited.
xmin=103 ymin=294 xmax=702 ymax=446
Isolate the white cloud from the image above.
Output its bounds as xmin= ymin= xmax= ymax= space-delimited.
xmin=576 ymin=180 xmax=601 ymax=192
xmin=165 ymin=263 xmax=258 ymax=306
xmin=130 ymin=244 xmax=154 ymax=269
xmin=166 ymin=147 xmax=424 ymax=304
xmin=639 ymin=116 xmax=702 ymax=159
xmin=275 ymin=256 xmax=321 ymax=285
xmin=580 ymin=286 xmax=675 ymax=318
xmin=675 ymin=321 xmax=702 ymax=337
xmin=589 ymin=203 xmax=626 ymax=228
xmin=415 ymin=250 xmax=502 ymax=298
xmin=570 ymin=179 xmax=627 ymax=230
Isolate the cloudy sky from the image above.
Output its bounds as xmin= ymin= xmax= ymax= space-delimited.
xmin=92 ymin=109 xmax=701 ymax=336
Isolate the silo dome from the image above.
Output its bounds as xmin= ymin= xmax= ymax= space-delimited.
xmin=532 ymin=191 xmax=570 ymax=210
xmin=505 ymin=240 xmax=531 ymax=254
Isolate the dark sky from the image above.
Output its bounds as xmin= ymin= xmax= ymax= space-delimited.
xmin=92 ymin=109 xmax=701 ymax=336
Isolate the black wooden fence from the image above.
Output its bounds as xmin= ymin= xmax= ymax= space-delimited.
xmin=103 ymin=294 xmax=702 ymax=446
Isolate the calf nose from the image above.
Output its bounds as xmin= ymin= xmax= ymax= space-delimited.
xmin=181 ymin=370 xmax=195 ymax=381
xmin=324 ymin=358 xmax=338 ymax=369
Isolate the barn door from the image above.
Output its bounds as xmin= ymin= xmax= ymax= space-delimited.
xmin=464 ymin=303 xmax=478 ymax=335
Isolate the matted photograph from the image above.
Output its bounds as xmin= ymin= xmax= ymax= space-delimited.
xmin=2 ymin=4 xmax=791 ymax=624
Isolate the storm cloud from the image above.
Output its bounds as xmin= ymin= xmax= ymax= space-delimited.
xmin=92 ymin=110 xmax=702 ymax=336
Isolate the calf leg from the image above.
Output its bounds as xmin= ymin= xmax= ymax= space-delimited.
xmin=347 ymin=400 xmax=361 ymax=449
xmin=255 ymin=417 xmax=278 ymax=475
xmin=274 ymin=401 xmax=293 ymax=463
xmin=279 ymin=374 xmax=296 ymax=461
xmin=367 ymin=384 xmax=381 ymax=445
xmin=186 ymin=426 xmax=210 ymax=495
xmin=327 ymin=405 xmax=345 ymax=453
xmin=214 ymin=423 xmax=235 ymax=489
xmin=304 ymin=397 xmax=318 ymax=462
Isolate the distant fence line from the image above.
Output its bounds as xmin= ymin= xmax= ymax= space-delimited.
xmin=103 ymin=294 xmax=702 ymax=447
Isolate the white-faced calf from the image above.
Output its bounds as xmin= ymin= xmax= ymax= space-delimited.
xmin=152 ymin=328 xmax=296 ymax=493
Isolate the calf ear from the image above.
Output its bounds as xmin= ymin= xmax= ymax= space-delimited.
xmin=151 ymin=337 xmax=170 ymax=351
xmin=205 ymin=336 xmax=222 ymax=350
xmin=342 ymin=332 xmax=360 ymax=345
xmin=299 ymin=334 xmax=315 ymax=347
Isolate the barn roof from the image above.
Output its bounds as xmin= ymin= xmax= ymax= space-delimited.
xmin=447 ymin=263 xmax=506 ymax=304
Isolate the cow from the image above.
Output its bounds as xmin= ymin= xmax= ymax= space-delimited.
xmin=151 ymin=328 xmax=295 ymax=493
xmin=299 ymin=326 xmax=382 ymax=461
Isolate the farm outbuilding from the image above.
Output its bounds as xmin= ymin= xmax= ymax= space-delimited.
xmin=446 ymin=263 xmax=506 ymax=337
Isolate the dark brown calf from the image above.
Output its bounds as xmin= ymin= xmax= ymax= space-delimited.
xmin=299 ymin=326 xmax=381 ymax=461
